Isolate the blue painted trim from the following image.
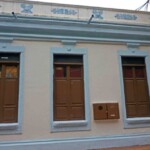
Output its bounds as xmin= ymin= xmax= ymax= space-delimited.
xmin=118 ymin=49 xmax=150 ymax=128
xmin=127 ymin=43 xmax=140 ymax=49
xmin=0 ymin=133 xmax=150 ymax=149
xmin=1 ymin=33 xmax=150 ymax=45
xmin=93 ymin=9 xmax=103 ymax=19
xmin=61 ymin=40 xmax=76 ymax=46
xmin=115 ymin=13 xmax=137 ymax=20
xmin=20 ymin=3 xmax=33 ymax=14
xmin=0 ymin=44 xmax=24 ymax=135
xmin=1 ymin=20 xmax=149 ymax=37
xmin=0 ymin=15 xmax=150 ymax=44
xmin=51 ymin=8 xmax=77 ymax=15
xmin=0 ymin=14 xmax=149 ymax=28
xmin=50 ymin=47 xmax=90 ymax=132
xmin=0 ymin=37 xmax=13 ymax=43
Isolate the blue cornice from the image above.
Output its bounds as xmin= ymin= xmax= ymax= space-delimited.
xmin=0 ymin=14 xmax=150 ymax=44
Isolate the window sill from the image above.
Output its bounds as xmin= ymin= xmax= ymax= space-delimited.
xmin=0 ymin=123 xmax=21 ymax=134
xmin=126 ymin=117 xmax=150 ymax=124
xmin=51 ymin=120 xmax=90 ymax=132
xmin=53 ymin=120 xmax=88 ymax=127
xmin=124 ymin=117 xmax=150 ymax=128
xmin=0 ymin=123 xmax=19 ymax=130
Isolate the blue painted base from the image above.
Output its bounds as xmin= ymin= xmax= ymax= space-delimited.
xmin=0 ymin=133 xmax=150 ymax=150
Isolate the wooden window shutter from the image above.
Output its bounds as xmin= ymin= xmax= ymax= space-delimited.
xmin=54 ymin=55 xmax=85 ymax=121
xmin=122 ymin=57 xmax=150 ymax=118
xmin=69 ymin=66 xmax=85 ymax=120
xmin=0 ymin=53 xmax=19 ymax=123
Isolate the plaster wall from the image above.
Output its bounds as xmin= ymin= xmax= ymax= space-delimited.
xmin=0 ymin=1 xmax=150 ymax=25
xmin=0 ymin=40 xmax=150 ymax=141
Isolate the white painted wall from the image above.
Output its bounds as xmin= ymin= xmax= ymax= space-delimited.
xmin=0 ymin=1 xmax=150 ymax=25
xmin=0 ymin=40 xmax=150 ymax=142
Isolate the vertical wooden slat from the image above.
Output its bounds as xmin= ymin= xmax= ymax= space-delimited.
xmin=54 ymin=80 xmax=69 ymax=120
xmin=67 ymin=66 xmax=71 ymax=120
xmin=70 ymin=66 xmax=84 ymax=120
xmin=0 ymin=64 xmax=3 ymax=122
xmin=123 ymin=58 xmax=150 ymax=118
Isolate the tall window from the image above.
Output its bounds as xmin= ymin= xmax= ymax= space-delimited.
xmin=0 ymin=53 xmax=19 ymax=123
xmin=122 ymin=57 xmax=150 ymax=118
xmin=54 ymin=55 xmax=85 ymax=121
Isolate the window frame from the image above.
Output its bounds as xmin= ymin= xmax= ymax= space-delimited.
xmin=0 ymin=44 xmax=24 ymax=134
xmin=118 ymin=49 xmax=150 ymax=128
xmin=50 ymin=47 xmax=90 ymax=132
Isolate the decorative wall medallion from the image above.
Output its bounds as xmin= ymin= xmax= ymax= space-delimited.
xmin=21 ymin=3 xmax=33 ymax=13
xmin=93 ymin=9 xmax=103 ymax=19
xmin=51 ymin=8 xmax=77 ymax=15
xmin=115 ymin=13 xmax=137 ymax=20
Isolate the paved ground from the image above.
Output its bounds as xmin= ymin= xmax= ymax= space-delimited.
xmin=95 ymin=145 xmax=150 ymax=150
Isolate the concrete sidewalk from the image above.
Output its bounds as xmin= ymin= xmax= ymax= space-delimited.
xmin=96 ymin=145 xmax=150 ymax=150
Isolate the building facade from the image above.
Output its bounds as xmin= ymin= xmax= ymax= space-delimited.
xmin=0 ymin=0 xmax=150 ymax=149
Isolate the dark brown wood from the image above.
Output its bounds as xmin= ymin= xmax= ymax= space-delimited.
xmin=54 ymin=62 xmax=83 ymax=65
xmin=0 ymin=62 xmax=19 ymax=64
xmin=122 ymin=64 xmax=145 ymax=67
xmin=54 ymin=57 xmax=85 ymax=121
xmin=93 ymin=103 xmax=120 ymax=120
xmin=0 ymin=64 xmax=3 ymax=123
xmin=93 ymin=103 xmax=107 ymax=120
xmin=0 ymin=63 xmax=19 ymax=123
xmin=54 ymin=79 xmax=69 ymax=120
xmin=107 ymin=103 xmax=120 ymax=119
xmin=122 ymin=57 xmax=150 ymax=118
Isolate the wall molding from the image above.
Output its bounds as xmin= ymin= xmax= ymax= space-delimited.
xmin=127 ymin=43 xmax=140 ymax=49
xmin=0 ymin=15 xmax=150 ymax=44
xmin=0 ymin=37 xmax=13 ymax=44
xmin=0 ymin=133 xmax=150 ymax=150
xmin=61 ymin=40 xmax=77 ymax=46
